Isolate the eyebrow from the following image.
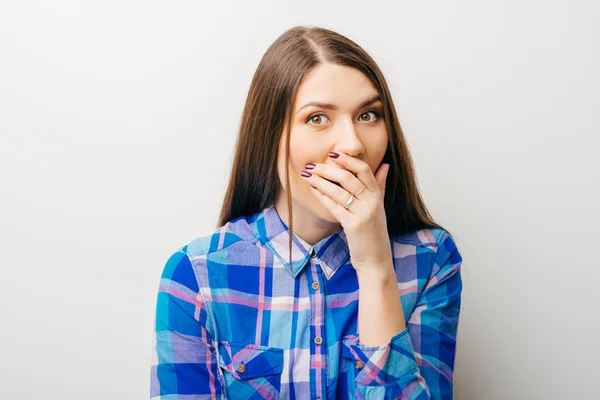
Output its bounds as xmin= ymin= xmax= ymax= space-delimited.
xmin=295 ymin=94 xmax=381 ymax=113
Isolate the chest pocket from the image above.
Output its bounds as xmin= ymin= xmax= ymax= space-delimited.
xmin=217 ymin=341 xmax=284 ymax=400
xmin=340 ymin=336 xmax=367 ymax=400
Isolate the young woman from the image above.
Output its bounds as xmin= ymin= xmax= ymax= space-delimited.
xmin=151 ymin=25 xmax=463 ymax=400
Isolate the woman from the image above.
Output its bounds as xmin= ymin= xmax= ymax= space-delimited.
xmin=151 ymin=25 xmax=463 ymax=400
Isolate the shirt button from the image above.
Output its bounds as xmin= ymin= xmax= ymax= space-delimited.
xmin=237 ymin=364 xmax=246 ymax=374
xmin=355 ymin=360 xmax=364 ymax=370
xmin=311 ymin=281 xmax=320 ymax=290
xmin=314 ymin=336 xmax=323 ymax=345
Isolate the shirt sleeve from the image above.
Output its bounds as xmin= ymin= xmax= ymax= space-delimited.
xmin=150 ymin=249 xmax=223 ymax=399
xmin=345 ymin=230 xmax=463 ymax=399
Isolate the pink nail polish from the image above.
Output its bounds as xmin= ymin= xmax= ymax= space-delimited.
xmin=328 ymin=152 xmax=339 ymax=158
xmin=301 ymin=171 xmax=312 ymax=178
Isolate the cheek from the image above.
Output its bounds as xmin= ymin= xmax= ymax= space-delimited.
xmin=277 ymin=134 xmax=316 ymax=189
xmin=368 ymin=131 xmax=389 ymax=164
xmin=288 ymin=136 xmax=317 ymax=171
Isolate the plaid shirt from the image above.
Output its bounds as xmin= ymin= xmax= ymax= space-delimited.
xmin=151 ymin=204 xmax=462 ymax=399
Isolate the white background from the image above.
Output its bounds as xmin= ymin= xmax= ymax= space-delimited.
xmin=1 ymin=1 xmax=599 ymax=399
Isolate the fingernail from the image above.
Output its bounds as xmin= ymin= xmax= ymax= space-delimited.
xmin=328 ymin=152 xmax=339 ymax=158
xmin=305 ymin=163 xmax=316 ymax=170
xmin=301 ymin=171 xmax=312 ymax=178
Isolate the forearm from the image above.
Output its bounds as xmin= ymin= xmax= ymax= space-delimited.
xmin=347 ymin=231 xmax=462 ymax=399
xmin=356 ymin=260 xmax=406 ymax=346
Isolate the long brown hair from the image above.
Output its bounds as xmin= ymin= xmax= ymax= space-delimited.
xmin=217 ymin=25 xmax=451 ymax=267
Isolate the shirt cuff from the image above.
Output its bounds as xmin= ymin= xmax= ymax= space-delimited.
xmin=342 ymin=327 xmax=419 ymax=386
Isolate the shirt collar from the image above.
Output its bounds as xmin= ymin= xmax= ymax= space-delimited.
xmin=254 ymin=204 xmax=350 ymax=279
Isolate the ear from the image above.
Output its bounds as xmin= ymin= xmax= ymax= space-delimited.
xmin=375 ymin=163 xmax=390 ymax=196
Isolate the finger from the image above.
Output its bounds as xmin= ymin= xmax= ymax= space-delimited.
xmin=304 ymin=162 xmax=365 ymax=198
xmin=302 ymin=171 xmax=361 ymax=211
xmin=308 ymin=185 xmax=351 ymax=223
xmin=328 ymin=152 xmax=379 ymax=193
xmin=374 ymin=163 xmax=390 ymax=196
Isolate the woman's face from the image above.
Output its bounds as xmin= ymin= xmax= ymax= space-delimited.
xmin=276 ymin=62 xmax=389 ymax=223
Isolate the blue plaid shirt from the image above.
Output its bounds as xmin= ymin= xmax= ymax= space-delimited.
xmin=151 ymin=204 xmax=463 ymax=399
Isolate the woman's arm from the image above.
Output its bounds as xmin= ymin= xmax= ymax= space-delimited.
xmin=150 ymin=250 xmax=223 ymax=399
xmin=357 ymin=260 xmax=406 ymax=345
xmin=349 ymin=230 xmax=463 ymax=399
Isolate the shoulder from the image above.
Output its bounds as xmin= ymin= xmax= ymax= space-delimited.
xmin=160 ymin=214 xmax=261 ymax=284
xmin=390 ymin=227 xmax=462 ymax=281
xmin=390 ymin=227 xmax=454 ymax=251
xmin=391 ymin=227 xmax=460 ymax=264
xmin=178 ymin=214 xmax=259 ymax=258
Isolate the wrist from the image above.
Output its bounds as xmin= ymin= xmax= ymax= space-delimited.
xmin=356 ymin=261 xmax=396 ymax=287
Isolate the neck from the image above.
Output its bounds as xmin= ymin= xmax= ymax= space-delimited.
xmin=274 ymin=193 xmax=341 ymax=246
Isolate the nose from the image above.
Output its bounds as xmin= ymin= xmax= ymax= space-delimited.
xmin=333 ymin=118 xmax=365 ymax=158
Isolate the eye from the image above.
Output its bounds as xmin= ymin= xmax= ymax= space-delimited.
xmin=358 ymin=110 xmax=380 ymax=122
xmin=306 ymin=113 xmax=331 ymax=127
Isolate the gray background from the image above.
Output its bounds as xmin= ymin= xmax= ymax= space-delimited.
xmin=1 ymin=0 xmax=598 ymax=399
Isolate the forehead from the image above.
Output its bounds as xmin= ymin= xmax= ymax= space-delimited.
xmin=293 ymin=63 xmax=379 ymax=110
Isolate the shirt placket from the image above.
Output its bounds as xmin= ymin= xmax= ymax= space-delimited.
xmin=308 ymin=251 xmax=328 ymax=400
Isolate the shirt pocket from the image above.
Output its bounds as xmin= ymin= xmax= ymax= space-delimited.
xmin=340 ymin=336 xmax=365 ymax=400
xmin=217 ymin=341 xmax=284 ymax=400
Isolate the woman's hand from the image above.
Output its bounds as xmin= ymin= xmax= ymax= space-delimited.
xmin=301 ymin=151 xmax=393 ymax=278
xmin=303 ymin=151 xmax=406 ymax=346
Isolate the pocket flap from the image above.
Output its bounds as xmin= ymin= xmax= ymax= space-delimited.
xmin=217 ymin=341 xmax=284 ymax=380
xmin=341 ymin=335 xmax=360 ymax=360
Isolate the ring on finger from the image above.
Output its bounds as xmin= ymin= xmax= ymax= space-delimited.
xmin=354 ymin=186 xmax=365 ymax=196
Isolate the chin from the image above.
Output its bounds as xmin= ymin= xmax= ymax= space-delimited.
xmin=308 ymin=200 xmax=340 ymax=223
